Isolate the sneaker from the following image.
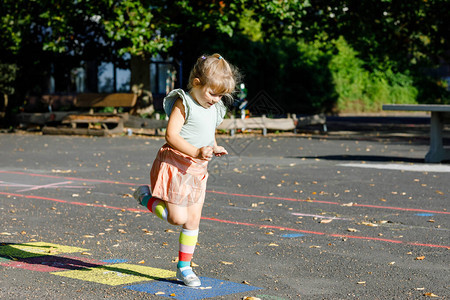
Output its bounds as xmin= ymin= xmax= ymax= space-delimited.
xmin=133 ymin=185 xmax=151 ymax=205
xmin=176 ymin=266 xmax=201 ymax=287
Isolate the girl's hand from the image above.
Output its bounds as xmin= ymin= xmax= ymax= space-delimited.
xmin=213 ymin=145 xmax=228 ymax=157
xmin=198 ymin=146 xmax=214 ymax=160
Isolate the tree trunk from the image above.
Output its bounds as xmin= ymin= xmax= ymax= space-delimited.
xmin=130 ymin=55 xmax=150 ymax=91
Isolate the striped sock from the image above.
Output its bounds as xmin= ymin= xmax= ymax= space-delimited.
xmin=177 ymin=228 xmax=199 ymax=269
xmin=142 ymin=196 xmax=168 ymax=221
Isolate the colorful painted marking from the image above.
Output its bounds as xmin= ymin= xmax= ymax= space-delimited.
xmin=125 ymin=276 xmax=262 ymax=299
xmin=415 ymin=213 xmax=435 ymax=217
xmin=51 ymin=263 xmax=176 ymax=286
xmin=281 ymin=233 xmax=305 ymax=238
xmin=0 ymin=255 xmax=107 ymax=272
xmin=0 ymin=242 xmax=88 ymax=259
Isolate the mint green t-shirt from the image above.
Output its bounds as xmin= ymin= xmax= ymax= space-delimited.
xmin=163 ymin=89 xmax=227 ymax=148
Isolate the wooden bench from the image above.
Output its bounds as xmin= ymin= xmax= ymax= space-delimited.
xmin=58 ymin=93 xmax=137 ymax=135
xmin=217 ymin=114 xmax=326 ymax=136
xmin=382 ymin=104 xmax=450 ymax=163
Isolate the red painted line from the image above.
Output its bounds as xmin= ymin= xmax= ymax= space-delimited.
xmin=0 ymin=170 xmax=135 ymax=186
xmin=206 ymin=190 xmax=450 ymax=215
xmin=1 ymin=192 xmax=449 ymax=249
xmin=1 ymin=170 xmax=448 ymax=215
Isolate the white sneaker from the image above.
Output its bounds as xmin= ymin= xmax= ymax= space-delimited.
xmin=133 ymin=185 xmax=151 ymax=205
xmin=176 ymin=266 xmax=201 ymax=287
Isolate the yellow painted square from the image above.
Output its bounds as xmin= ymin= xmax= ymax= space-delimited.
xmin=51 ymin=263 xmax=176 ymax=286
xmin=0 ymin=242 xmax=88 ymax=259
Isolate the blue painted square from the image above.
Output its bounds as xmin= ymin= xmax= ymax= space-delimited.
xmin=124 ymin=277 xmax=262 ymax=299
xmin=415 ymin=213 xmax=434 ymax=217
xmin=281 ymin=233 xmax=305 ymax=238
xmin=102 ymin=259 xmax=129 ymax=263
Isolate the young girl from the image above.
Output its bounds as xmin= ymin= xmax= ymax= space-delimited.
xmin=133 ymin=53 xmax=239 ymax=287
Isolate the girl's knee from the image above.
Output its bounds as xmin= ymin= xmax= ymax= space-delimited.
xmin=167 ymin=214 xmax=187 ymax=226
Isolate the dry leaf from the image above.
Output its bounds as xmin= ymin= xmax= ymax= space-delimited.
xmin=242 ymin=280 xmax=251 ymax=285
xmin=170 ymin=294 xmax=176 ymax=297
xmin=199 ymin=286 xmax=212 ymax=290
xmin=83 ymin=235 xmax=95 ymax=238
xmin=81 ymin=252 xmax=92 ymax=256
xmin=165 ymin=229 xmax=175 ymax=233
xmin=424 ymin=292 xmax=439 ymax=298
xmin=341 ymin=202 xmax=354 ymax=207
xmin=220 ymin=261 xmax=233 ymax=265
xmin=191 ymin=262 xmax=199 ymax=267
xmin=243 ymin=297 xmax=261 ymax=300
xmin=361 ymin=222 xmax=378 ymax=227
xmin=265 ymin=232 xmax=274 ymax=235
xmin=138 ymin=260 xmax=145 ymax=264
xmin=20 ymin=231 xmax=27 ymax=235
xmin=320 ymin=219 xmax=333 ymax=224
xmin=415 ymin=256 xmax=425 ymax=260
xmin=309 ymin=245 xmax=321 ymax=248
xmin=155 ymin=292 xmax=165 ymax=295
xmin=357 ymin=281 xmax=366 ymax=284
xmin=347 ymin=228 xmax=359 ymax=232
xmin=388 ymin=262 xmax=395 ymax=265
xmin=268 ymin=243 xmax=279 ymax=247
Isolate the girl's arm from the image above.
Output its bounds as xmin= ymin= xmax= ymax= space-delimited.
xmin=165 ymin=98 xmax=213 ymax=160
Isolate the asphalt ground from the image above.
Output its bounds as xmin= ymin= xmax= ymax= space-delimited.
xmin=0 ymin=117 xmax=449 ymax=299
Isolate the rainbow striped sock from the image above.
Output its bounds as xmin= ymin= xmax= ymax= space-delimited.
xmin=142 ymin=196 xmax=168 ymax=221
xmin=177 ymin=228 xmax=199 ymax=269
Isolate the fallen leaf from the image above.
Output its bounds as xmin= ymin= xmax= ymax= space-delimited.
xmin=361 ymin=222 xmax=378 ymax=227
xmin=265 ymin=232 xmax=274 ymax=235
xmin=268 ymin=243 xmax=279 ymax=247
xmin=309 ymin=245 xmax=321 ymax=248
xmin=72 ymin=194 xmax=79 ymax=197
xmin=388 ymin=262 xmax=395 ymax=265
xmin=20 ymin=231 xmax=26 ymax=235
xmin=435 ymin=190 xmax=444 ymax=195
xmin=243 ymin=297 xmax=261 ymax=300
xmin=424 ymin=292 xmax=439 ymax=297
xmin=416 ymin=288 xmax=425 ymax=291
xmin=83 ymin=235 xmax=95 ymax=238
xmin=242 ymin=280 xmax=251 ymax=285
xmin=415 ymin=256 xmax=425 ymax=260
xmin=320 ymin=219 xmax=333 ymax=224
xmin=347 ymin=228 xmax=359 ymax=232
xmin=170 ymin=293 xmax=176 ymax=297
xmin=117 ymin=229 xmax=126 ymax=234
xmin=357 ymin=281 xmax=366 ymax=284
xmin=138 ymin=260 xmax=145 ymax=264
xmin=220 ymin=261 xmax=233 ymax=265
xmin=155 ymin=292 xmax=165 ymax=295
xmin=341 ymin=202 xmax=354 ymax=207
xmin=191 ymin=262 xmax=199 ymax=267
xmin=165 ymin=229 xmax=175 ymax=233
xmin=162 ymin=242 xmax=168 ymax=246
xmin=81 ymin=252 xmax=92 ymax=256
xmin=199 ymin=286 xmax=212 ymax=290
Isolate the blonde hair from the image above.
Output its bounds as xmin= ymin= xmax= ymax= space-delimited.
xmin=188 ymin=53 xmax=240 ymax=104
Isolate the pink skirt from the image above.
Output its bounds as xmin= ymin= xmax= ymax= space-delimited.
xmin=150 ymin=144 xmax=209 ymax=205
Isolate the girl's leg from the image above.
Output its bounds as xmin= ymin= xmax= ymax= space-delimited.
xmin=170 ymin=201 xmax=204 ymax=287
xmin=133 ymin=185 xmax=168 ymax=221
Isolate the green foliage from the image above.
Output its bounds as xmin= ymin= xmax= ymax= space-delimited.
xmin=0 ymin=63 xmax=18 ymax=95
xmin=329 ymin=37 xmax=418 ymax=112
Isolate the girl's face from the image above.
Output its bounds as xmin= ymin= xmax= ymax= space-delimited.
xmin=191 ymin=81 xmax=222 ymax=109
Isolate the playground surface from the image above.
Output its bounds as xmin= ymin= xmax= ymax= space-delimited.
xmin=0 ymin=118 xmax=449 ymax=299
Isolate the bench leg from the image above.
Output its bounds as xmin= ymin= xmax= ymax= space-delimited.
xmin=425 ymin=112 xmax=450 ymax=163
